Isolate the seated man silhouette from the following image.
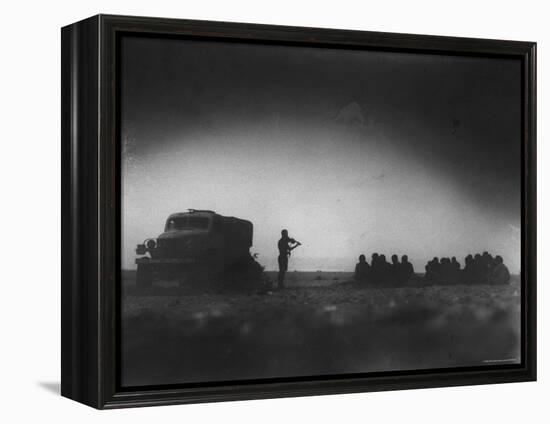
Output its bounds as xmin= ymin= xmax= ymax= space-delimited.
xmin=461 ymin=254 xmax=475 ymax=284
xmin=473 ymin=253 xmax=486 ymax=284
xmin=391 ymin=254 xmax=400 ymax=281
xmin=400 ymin=255 xmax=414 ymax=283
xmin=440 ymin=257 xmax=453 ymax=284
xmin=370 ymin=253 xmax=380 ymax=283
xmin=354 ymin=254 xmax=370 ymax=283
xmin=378 ymin=254 xmax=392 ymax=284
xmin=489 ymin=255 xmax=510 ymax=285
xmin=443 ymin=257 xmax=462 ymax=285
xmin=451 ymin=257 xmax=461 ymax=271
xmin=447 ymin=256 xmax=461 ymax=284
xmin=425 ymin=257 xmax=440 ymax=283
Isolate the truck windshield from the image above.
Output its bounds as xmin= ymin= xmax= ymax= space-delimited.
xmin=166 ymin=216 xmax=210 ymax=231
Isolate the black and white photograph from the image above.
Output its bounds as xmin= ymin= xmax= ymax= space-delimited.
xmin=120 ymin=34 xmax=523 ymax=387
xmin=2 ymin=0 xmax=546 ymax=420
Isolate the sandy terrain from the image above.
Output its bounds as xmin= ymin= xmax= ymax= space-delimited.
xmin=121 ymin=271 xmax=521 ymax=387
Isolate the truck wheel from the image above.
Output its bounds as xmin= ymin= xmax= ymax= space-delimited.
xmin=136 ymin=264 xmax=153 ymax=289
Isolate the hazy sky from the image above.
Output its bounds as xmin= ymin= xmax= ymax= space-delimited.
xmin=121 ymin=35 xmax=521 ymax=272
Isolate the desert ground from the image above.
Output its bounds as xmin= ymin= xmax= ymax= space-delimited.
xmin=121 ymin=271 xmax=521 ymax=387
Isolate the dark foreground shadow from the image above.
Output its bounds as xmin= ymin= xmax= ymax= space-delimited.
xmin=38 ymin=381 xmax=60 ymax=395
xmin=121 ymin=280 xmax=521 ymax=386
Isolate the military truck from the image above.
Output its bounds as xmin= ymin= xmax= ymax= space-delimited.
xmin=135 ymin=209 xmax=262 ymax=288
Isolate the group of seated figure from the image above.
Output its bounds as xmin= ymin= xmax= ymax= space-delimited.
xmin=354 ymin=251 xmax=510 ymax=286
xmin=354 ymin=253 xmax=414 ymax=286
xmin=425 ymin=252 xmax=510 ymax=285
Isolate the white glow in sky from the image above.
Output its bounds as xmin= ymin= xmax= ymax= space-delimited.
xmin=121 ymin=37 xmax=521 ymax=273
xmin=122 ymin=105 xmax=520 ymax=272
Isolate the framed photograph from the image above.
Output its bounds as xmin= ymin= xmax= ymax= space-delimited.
xmin=61 ymin=14 xmax=536 ymax=409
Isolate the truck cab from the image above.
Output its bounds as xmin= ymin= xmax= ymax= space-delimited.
xmin=135 ymin=209 xmax=253 ymax=287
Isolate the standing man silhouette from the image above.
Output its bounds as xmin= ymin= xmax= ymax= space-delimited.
xmin=277 ymin=229 xmax=301 ymax=289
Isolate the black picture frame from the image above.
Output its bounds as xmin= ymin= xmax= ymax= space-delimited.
xmin=61 ymin=14 xmax=536 ymax=409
